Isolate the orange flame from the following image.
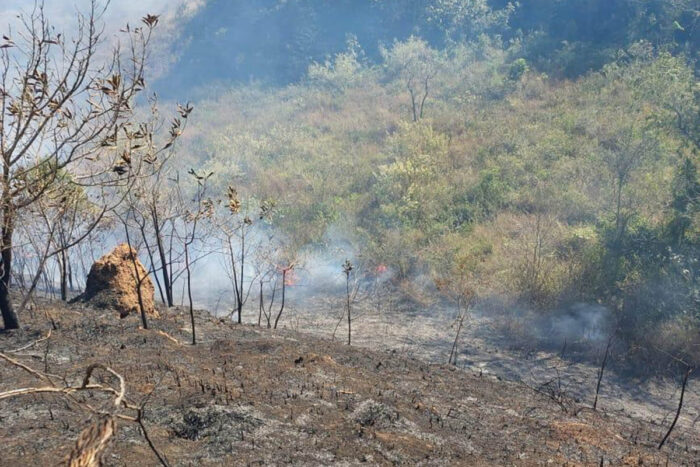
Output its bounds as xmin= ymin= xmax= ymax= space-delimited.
xmin=284 ymin=269 xmax=298 ymax=286
xmin=375 ymin=264 xmax=388 ymax=275
xmin=277 ymin=264 xmax=298 ymax=286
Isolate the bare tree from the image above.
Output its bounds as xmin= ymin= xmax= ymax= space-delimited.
xmin=342 ymin=259 xmax=353 ymax=345
xmin=176 ymin=169 xmax=213 ymax=345
xmin=273 ymin=263 xmax=295 ymax=330
xmin=381 ymin=36 xmax=440 ymax=122
xmin=433 ymin=246 xmax=483 ymax=366
xmin=599 ymin=127 xmax=658 ymax=249
xmin=217 ymin=189 xmax=276 ymax=325
xmin=593 ymin=333 xmax=614 ymax=410
xmin=121 ymin=210 xmax=149 ymax=329
xmin=659 ymin=364 xmax=694 ymax=450
xmin=0 ymin=2 xmax=162 ymax=329
xmin=133 ymin=102 xmax=193 ymax=308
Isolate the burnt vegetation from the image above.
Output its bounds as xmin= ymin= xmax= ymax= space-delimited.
xmin=1 ymin=0 xmax=700 ymax=464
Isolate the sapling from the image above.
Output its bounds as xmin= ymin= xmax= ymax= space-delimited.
xmin=343 ymin=259 xmax=354 ymax=345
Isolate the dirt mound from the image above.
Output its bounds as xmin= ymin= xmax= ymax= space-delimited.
xmin=80 ymin=244 xmax=158 ymax=319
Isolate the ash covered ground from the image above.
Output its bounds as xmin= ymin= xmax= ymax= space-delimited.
xmin=2 ymin=296 xmax=695 ymax=465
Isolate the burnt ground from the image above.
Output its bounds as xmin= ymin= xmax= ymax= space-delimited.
xmin=285 ymin=294 xmax=700 ymax=438
xmin=1 ymin=299 xmax=699 ymax=466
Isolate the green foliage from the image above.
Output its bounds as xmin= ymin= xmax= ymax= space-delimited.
xmin=426 ymin=0 xmax=514 ymax=44
xmin=508 ymin=58 xmax=529 ymax=80
xmin=372 ymin=121 xmax=449 ymax=229
xmin=307 ymin=36 xmax=367 ymax=91
xmin=668 ymin=158 xmax=700 ymax=245
xmin=174 ymin=25 xmax=700 ymax=362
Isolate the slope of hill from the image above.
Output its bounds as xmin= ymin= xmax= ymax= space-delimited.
xmin=1 ymin=301 xmax=697 ymax=465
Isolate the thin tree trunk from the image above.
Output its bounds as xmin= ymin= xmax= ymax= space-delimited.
xmin=17 ymin=223 xmax=56 ymax=315
xmin=273 ymin=270 xmax=287 ymax=330
xmin=448 ymin=303 xmax=466 ymax=365
xmin=658 ymin=367 xmax=693 ymax=450
xmin=346 ymin=272 xmax=352 ymax=345
xmin=266 ymin=281 xmax=276 ymax=329
xmin=419 ymin=77 xmax=429 ymax=119
xmin=152 ymin=210 xmax=173 ymax=307
xmin=227 ymin=236 xmax=242 ymax=323
xmin=0 ymin=202 xmax=19 ymax=330
xmin=184 ymin=243 xmax=195 ymax=345
xmin=593 ymin=335 xmax=613 ymax=410
xmin=409 ymin=86 xmax=418 ymax=122
xmin=258 ymin=280 xmax=263 ymax=327
xmin=139 ymin=222 xmax=165 ymax=305
xmin=68 ymin=255 xmax=74 ymax=292
xmin=59 ymin=248 xmax=68 ymax=301
xmin=237 ymin=232 xmax=245 ymax=324
xmin=124 ymin=220 xmax=148 ymax=329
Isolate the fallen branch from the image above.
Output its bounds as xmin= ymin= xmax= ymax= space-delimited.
xmin=6 ymin=329 xmax=53 ymax=353
xmin=153 ymin=329 xmax=182 ymax=346
xmin=0 ymin=351 xmax=58 ymax=383
xmin=0 ymin=355 xmax=169 ymax=466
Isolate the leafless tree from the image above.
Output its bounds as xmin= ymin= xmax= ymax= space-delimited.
xmin=593 ymin=333 xmax=614 ymax=410
xmin=381 ymin=37 xmax=440 ymax=122
xmin=656 ymin=349 xmax=696 ymax=450
xmin=342 ymin=259 xmax=354 ymax=345
xmin=273 ymin=262 xmax=295 ymax=330
xmin=174 ymin=169 xmax=213 ymax=344
xmin=217 ymin=189 xmax=277 ymax=325
xmin=434 ymin=252 xmax=482 ymax=366
xmin=0 ymin=2 xmax=162 ymax=329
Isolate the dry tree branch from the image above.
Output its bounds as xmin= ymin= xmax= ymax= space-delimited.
xmin=0 ymin=350 xmax=57 ymax=382
xmin=0 ymin=352 xmax=169 ymax=466
xmin=5 ymin=328 xmax=52 ymax=353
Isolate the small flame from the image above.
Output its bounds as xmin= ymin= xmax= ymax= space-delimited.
xmin=375 ymin=264 xmax=388 ymax=275
xmin=284 ymin=269 xmax=298 ymax=287
xmin=277 ymin=265 xmax=298 ymax=286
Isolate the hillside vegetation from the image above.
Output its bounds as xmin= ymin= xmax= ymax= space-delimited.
xmin=175 ymin=33 xmax=699 ymax=365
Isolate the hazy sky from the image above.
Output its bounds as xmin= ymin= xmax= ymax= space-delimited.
xmin=0 ymin=0 xmax=202 ymax=36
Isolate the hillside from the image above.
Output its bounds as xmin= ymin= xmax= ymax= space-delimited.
xmin=1 ymin=301 xmax=698 ymax=465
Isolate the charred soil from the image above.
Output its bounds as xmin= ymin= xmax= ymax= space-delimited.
xmin=0 ymin=300 xmax=698 ymax=466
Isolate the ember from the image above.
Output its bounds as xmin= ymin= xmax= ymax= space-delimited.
xmin=375 ymin=264 xmax=388 ymax=275
xmin=284 ymin=269 xmax=298 ymax=286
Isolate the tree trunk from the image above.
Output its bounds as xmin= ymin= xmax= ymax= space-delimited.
xmin=658 ymin=366 xmax=693 ymax=449
xmin=258 ymin=280 xmax=263 ymax=327
xmin=448 ymin=302 xmax=466 ymax=365
xmin=419 ymin=77 xmax=429 ymax=119
xmin=593 ymin=335 xmax=613 ymax=410
xmin=185 ymin=243 xmax=195 ymax=345
xmin=139 ymin=222 xmax=165 ymax=305
xmin=67 ymin=258 xmax=74 ymax=292
xmin=409 ymin=86 xmax=418 ymax=122
xmin=273 ymin=270 xmax=287 ymax=330
xmin=0 ymin=205 xmax=19 ymax=330
xmin=237 ymin=232 xmax=245 ymax=324
xmin=124 ymin=220 xmax=148 ymax=330
xmin=346 ymin=272 xmax=352 ymax=346
xmin=152 ymin=211 xmax=173 ymax=307
xmin=60 ymin=248 xmax=68 ymax=301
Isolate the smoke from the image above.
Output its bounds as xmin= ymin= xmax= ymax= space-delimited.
xmin=532 ymin=303 xmax=613 ymax=346
xmin=292 ymin=224 xmax=360 ymax=295
xmin=173 ymin=221 xmax=397 ymax=318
